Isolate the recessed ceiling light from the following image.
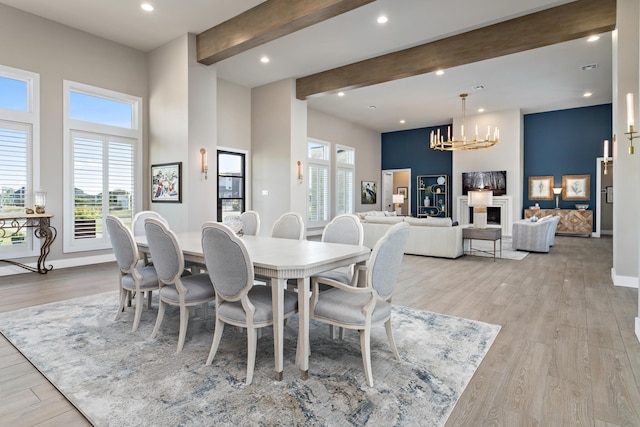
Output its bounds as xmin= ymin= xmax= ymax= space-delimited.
xmin=368 ymin=105 xmax=376 ymax=109
xmin=583 ymin=92 xmax=593 ymax=97
xmin=260 ymin=56 xmax=270 ymax=63
xmin=400 ymin=119 xmax=405 ymax=124
xmin=435 ymin=70 xmax=444 ymax=76
xmin=477 ymin=108 xmax=485 ymax=113
xmin=337 ymin=92 xmax=345 ymax=97
xmin=377 ymin=16 xmax=388 ymax=24
xmin=140 ymin=3 xmax=154 ymax=12
xmin=472 ymin=85 xmax=485 ymax=91
xmin=587 ymin=35 xmax=600 ymax=42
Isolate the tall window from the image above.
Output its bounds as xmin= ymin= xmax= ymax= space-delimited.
xmin=335 ymin=145 xmax=355 ymax=215
xmin=217 ymin=149 xmax=246 ymax=221
xmin=0 ymin=65 xmax=39 ymax=258
xmin=307 ymin=139 xmax=330 ymax=225
xmin=63 ymin=81 xmax=142 ymax=252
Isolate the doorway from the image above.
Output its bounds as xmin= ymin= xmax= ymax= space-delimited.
xmin=595 ymin=156 xmax=613 ymax=237
xmin=382 ymin=169 xmax=411 ymax=215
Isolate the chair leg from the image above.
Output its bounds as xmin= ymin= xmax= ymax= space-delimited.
xmin=206 ymin=318 xmax=225 ymax=365
xmin=115 ymin=289 xmax=128 ymax=321
xmin=202 ymin=302 xmax=208 ymax=320
xmin=359 ymin=329 xmax=374 ymax=387
xmin=146 ymin=291 xmax=152 ymax=310
xmin=177 ymin=305 xmax=190 ymax=353
xmin=151 ymin=300 xmax=166 ymax=339
xmin=132 ymin=291 xmax=144 ymax=332
xmin=384 ymin=318 xmax=400 ymax=360
xmin=246 ymin=327 xmax=258 ymax=385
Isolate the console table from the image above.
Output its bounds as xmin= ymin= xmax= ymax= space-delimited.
xmin=463 ymin=226 xmax=502 ymax=262
xmin=524 ymin=209 xmax=592 ymax=237
xmin=0 ymin=213 xmax=57 ymax=274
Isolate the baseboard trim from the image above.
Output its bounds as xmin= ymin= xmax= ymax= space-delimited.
xmin=0 ymin=254 xmax=115 ymax=277
xmin=611 ymin=267 xmax=639 ymax=289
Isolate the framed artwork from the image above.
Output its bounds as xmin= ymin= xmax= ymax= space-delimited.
xmin=361 ymin=181 xmax=377 ymax=204
xmin=397 ymin=187 xmax=408 ymax=199
xmin=151 ymin=162 xmax=182 ymax=203
xmin=562 ymin=174 xmax=590 ymax=201
xmin=528 ymin=176 xmax=553 ymax=200
xmin=606 ymin=186 xmax=613 ymax=204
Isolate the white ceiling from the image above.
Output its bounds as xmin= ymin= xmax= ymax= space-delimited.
xmin=0 ymin=0 xmax=612 ymax=133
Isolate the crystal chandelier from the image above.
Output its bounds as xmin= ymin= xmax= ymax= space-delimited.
xmin=430 ymin=93 xmax=499 ymax=151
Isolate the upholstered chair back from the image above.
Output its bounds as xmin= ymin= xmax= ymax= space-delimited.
xmin=369 ymin=222 xmax=409 ymax=299
xmin=144 ymin=218 xmax=184 ymax=285
xmin=106 ymin=215 xmax=137 ymax=272
xmin=240 ymin=210 xmax=261 ymax=236
xmin=271 ymin=212 xmax=304 ymax=240
xmin=322 ymin=214 xmax=364 ymax=245
xmin=131 ymin=210 xmax=167 ymax=237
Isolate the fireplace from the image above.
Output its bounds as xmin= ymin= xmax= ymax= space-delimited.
xmin=457 ymin=196 xmax=513 ymax=236
xmin=469 ymin=206 xmax=501 ymax=225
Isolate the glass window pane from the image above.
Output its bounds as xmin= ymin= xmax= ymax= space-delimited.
xmin=70 ymin=91 xmax=133 ymax=128
xmin=219 ymin=153 xmax=242 ymax=175
xmin=73 ymin=136 xmax=103 ymax=239
xmin=221 ymin=199 xmax=243 ymax=221
xmin=218 ymin=176 xmax=244 ymax=198
xmin=336 ymin=147 xmax=354 ymax=164
xmin=308 ymin=141 xmax=329 ymax=160
xmin=0 ymin=124 xmax=28 ymax=213
xmin=0 ymin=76 xmax=28 ymax=112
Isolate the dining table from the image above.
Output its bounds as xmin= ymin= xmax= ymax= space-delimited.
xmin=136 ymin=231 xmax=370 ymax=381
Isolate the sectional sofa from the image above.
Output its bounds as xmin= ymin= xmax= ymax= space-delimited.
xmin=357 ymin=212 xmax=463 ymax=258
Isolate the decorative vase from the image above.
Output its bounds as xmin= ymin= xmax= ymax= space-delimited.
xmin=424 ymin=197 xmax=430 ymax=207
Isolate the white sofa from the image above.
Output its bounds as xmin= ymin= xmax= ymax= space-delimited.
xmin=358 ymin=213 xmax=463 ymax=258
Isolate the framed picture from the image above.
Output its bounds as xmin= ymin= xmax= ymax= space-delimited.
xmin=562 ymin=174 xmax=590 ymax=201
xmin=151 ymin=162 xmax=182 ymax=203
xmin=606 ymin=186 xmax=613 ymax=204
xmin=528 ymin=176 xmax=553 ymax=200
xmin=361 ymin=181 xmax=377 ymax=204
xmin=397 ymin=187 xmax=408 ymax=199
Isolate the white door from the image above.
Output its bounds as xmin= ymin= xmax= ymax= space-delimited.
xmin=382 ymin=171 xmax=394 ymax=212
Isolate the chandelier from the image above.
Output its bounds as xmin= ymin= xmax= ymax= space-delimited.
xmin=430 ymin=93 xmax=499 ymax=151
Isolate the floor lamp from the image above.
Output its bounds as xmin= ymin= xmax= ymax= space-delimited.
xmin=468 ymin=190 xmax=493 ymax=229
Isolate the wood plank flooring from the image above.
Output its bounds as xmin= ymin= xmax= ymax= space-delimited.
xmin=0 ymin=236 xmax=638 ymax=426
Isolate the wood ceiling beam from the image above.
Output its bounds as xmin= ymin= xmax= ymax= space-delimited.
xmin=196 ymin=0 xmax=376 ymax=65
xmin=296 ymin=0 xmax=616 ymax=100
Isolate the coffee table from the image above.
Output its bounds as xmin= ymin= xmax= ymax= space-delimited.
xmin=462 ymin=226 xmax=502 ymax=261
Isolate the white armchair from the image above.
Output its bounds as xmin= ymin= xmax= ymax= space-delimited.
xmin=512 ymin=215 xmax=559 ymax=253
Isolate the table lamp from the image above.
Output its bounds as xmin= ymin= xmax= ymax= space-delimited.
xmin=393 ymin=194 xmax=404 ymax=215
xmin=468 ymin=190 xmax=493 ymax=228
xmin=553 ymin=187 xmax=562 ymax=209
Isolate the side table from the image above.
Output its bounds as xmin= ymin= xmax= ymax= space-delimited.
xmin=462 ymin=226 xmax=502 ymax=262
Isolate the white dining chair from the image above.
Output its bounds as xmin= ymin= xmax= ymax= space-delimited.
xmin=313 ymin=214 xmax=364 ymax=286
xmin=240 ymin=210 xmax=261 ymax=236
xmin=202 ymin=222 xmax=298 ymax=384
xmin=131 ymin=211 xmax=167 ymax=265
xmin=106 ymin=215 xmax=159 ymax=332
xmin=145 ymin=218 xmax=216 ymax=353
xmin=271 ymin=212 xmax=304 ymax=240
xmin=310 ymin=222 xmax=409 ymax=387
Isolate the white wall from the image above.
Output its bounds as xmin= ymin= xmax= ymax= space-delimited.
xmin=0 ymin=4 xmax=147 ymax=263
xmin=452 ymin=108 xmax=523 ymax=227
xmin=307 ymin=108 xmax=382 ymax=213
xmin=251 ymin=79 xmax=304 ymax=235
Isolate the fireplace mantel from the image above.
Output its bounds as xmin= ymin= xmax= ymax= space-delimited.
xmin=456 ymin=196 xmax=513 ymax=236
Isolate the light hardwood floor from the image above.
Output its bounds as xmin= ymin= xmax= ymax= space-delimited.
xmin=1 ymin=236 xmax=639 ymax=426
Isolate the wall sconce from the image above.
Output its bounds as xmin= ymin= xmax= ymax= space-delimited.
xmin=626 ymin=93 xmax=638 ymax=154
xmin=603 ymin=139 xmax=609 ymax=175
xmin=297 ymin=161 xmax=303 ymax=183
xmin=200 ymin=148 xmax=208 ymax=179
xmin=553 ymin=187 xmax=562 ymax=209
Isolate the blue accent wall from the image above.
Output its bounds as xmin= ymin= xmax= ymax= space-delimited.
xmin=523 ymin=104 xmax=612 ymax=215
xmin=382 ymin=125 xmax=452 ymax=217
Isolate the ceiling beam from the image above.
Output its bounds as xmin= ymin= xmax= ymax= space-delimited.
xmin=196 ymin=0 xmax=376 ymax=66
xmin=296 ymin=0 xmax=616 ymax=100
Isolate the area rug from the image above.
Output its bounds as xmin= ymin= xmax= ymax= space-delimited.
xmin=464 ymin=236 xmax=529 ymax=260
xmin=0 ymin=291 xmax=500 ymax=427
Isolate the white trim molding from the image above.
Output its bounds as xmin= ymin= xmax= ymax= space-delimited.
xmin=457 ymin=195 xmax=513 ymax=236
xmin=610 ymin=267 xmax=639 ymax=289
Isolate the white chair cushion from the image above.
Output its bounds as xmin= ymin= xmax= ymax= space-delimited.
xmin=158 ymin=273 xmax=215 ymax=303
xmin=121 ymin=265 xmax=159 ymax=291
xmin=313 ymin=288 xmax=392 ymax=326
xmin=217 ymin=286 xmax=298 ymax=324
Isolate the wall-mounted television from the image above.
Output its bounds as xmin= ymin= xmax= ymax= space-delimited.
xmin=462 ymin=171 xmax=507 ymax=196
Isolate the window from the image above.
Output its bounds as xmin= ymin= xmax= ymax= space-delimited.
xmin=63 ymin=81 xmax=141 ymax=252
xmin=307 ymin=139 xmax=330 ymax=225
xmin=217 ymin=149 xmax=246 ymax=222
xmin=336 ymin=145 xmax=355 ymax=215
xmin=0 ymin=65 xmax=39 ymax=258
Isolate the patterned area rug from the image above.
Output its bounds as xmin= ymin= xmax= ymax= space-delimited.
xmin=0 ymin=291 xmax=500 ymax=426
xmin=464 ymin=236 xmax=529 ymax=260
